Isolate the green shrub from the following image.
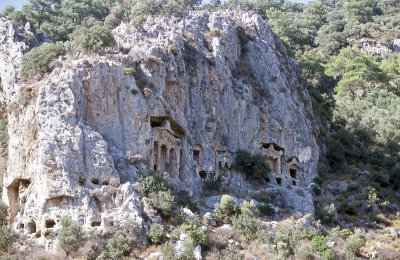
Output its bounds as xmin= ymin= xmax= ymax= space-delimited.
xmin=186 ymin=225 xmax=208 ymax=247
xmin=390 ymin=163 xmax=400 ymax=190
xmin=0 ymin=226 xmax=17 ymax=252
xmin=239 ymin=200 xmax=259 ymax=217
xmin=21 ymin=42 xmax=66 ymax=77
xmin=160 ymin=241 xmax=176 ymax=260
xmin=335 ymin=128 xmax=355 ymax=147
xmin=327 ymin=136 xmax=346 ymax=168
xmin=321 ymin=203 xmax=336 ymax=224
xmin=385 ymin=138 xmax=400 ymax=156
xmin=180 ymin=237 xmax=196 ymax=260
xmin=0 ymin=118 xmax=8 ymax=154
xmin=267 ymin=222 xmax=320 ymax=257
xmin=233 ymin=150 xmax=271 ymax=180
xmin=232 ymin=214 xmax=259 ymax=240
xmin=328 ymin=226 xmax=346 ymax=242
xmin=370 ymin=171 xmax=390 ymax=187
xmin=7 ymin=11 xmax=27 ymax=27
xmin=338 ymin=201 xmax=357 ymax=215
xmin=103 ymin=231 xmax=134 ymax=259
xmin=124 ymin=68 xmax=134 ymax=76
xmin=258 ymin=204 xmax=275 ymax=217
xmin=136 ymin=78 xmax=147 ymax=89
xmin=175 ymin=190 xmax=199 ymax=213
xmin=295 ymin=242 xmax=315 ymax=260
xmin=139 ymin=172 xmax=170 ymax=196
xmin=148 ymin=224 xmax=167 ymax=245
xmin=317 ymin=162 xmax=329 ymax=176
xmin=321 ymin=249 xmax=334 ymax=260
xmin=18 ymin=86 xmax=33 ymax=107
xmin=70 ymin=18 xmax=115 ymax=52
xmin=58 ymin=217 xmax=83 ymax=256
xmin=201 ymin=171 xmax=222 ymax=192
xmin=313 ymin=176 xmax=323 ymax=185
xmin=0 ymin=201 xmax=8 ymax=226
xmin=149 ymin=190 xmax=175 ymax=219
xmin=312 ymin=235 xmax=328 ymax=253
xmin=312 ymin=185 xmax=322 ymax=196
xmin=213 ymin=195 xmax=239 ymax=223
xmin=344 ymin=228 xmax=366 ymax=257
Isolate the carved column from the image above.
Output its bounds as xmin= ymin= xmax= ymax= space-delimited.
xmin=156 ymin=141 xmax=161 ymax=171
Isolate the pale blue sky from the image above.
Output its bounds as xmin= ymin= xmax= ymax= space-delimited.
xmin=0 ymin=0 xmax=27 ymax=11
xmin=0 ymin=0 xmax=312 ymax=12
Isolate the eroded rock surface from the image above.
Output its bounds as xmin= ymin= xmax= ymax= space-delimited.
xmin=0 ymin=11 xmax=319 ymax=246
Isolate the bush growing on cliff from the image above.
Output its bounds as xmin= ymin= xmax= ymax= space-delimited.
xmin=344 ymin=229 xmax=366 ymax=257
xmin=0 ymin=202 xmax=8 ymax=226
xmin=239 ymin=200 xmax=259 ymax=217
xmin=58 ymin=217 xmax=83 ymax=256
xmin=0 ymin=119 xmax=8 ymax=155
xmin=186 ymin=225 xmax=209 ymax=247
xmin=312 ymin=236 xmax=334 ymax=260
xmin=21 ymin=42 xmax=66 ymax=77
xmin=70 ymin=18 xmax=115 ymax=52
xmin=138 ymin=171 xmax=170 ymax=196
xmin=148 ymin=224 xmax=167 ymax=245
xmin=103 ymin=231 xmax=134 ymax=259
xmin=148 ymin=190 xmax=175 ymax=219
xmin=160 ymin=241 xmax=175 ymax=260
xmin=233 ymin=150 xmax=271 ymax=180
xmin=214 ymin=195 xmax=239 ymax=223
xmin=175 ymin=190 xmax=199 ymax=213
xmin=232 ymin=213 xmax=259 ymax=240
xmin=321 ymin=203 xmax=337 ymax=224
xmin=201 ymin=171 xmax=222 ymax=192
xmin=0 ymin=225 xmax=17 ymax=252
xmin=261 ymin=222 xmax=320 ymax=257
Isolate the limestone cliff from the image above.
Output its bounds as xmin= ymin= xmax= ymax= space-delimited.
xmin=0 ymin=11 xmax=319 ymax=246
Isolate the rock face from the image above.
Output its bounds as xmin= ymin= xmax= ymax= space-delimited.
xmin=0 ymin=11 xmax=319 ymax=243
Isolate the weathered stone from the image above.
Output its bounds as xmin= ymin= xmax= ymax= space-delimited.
xmin=194 ymin=245 xmax=202 ymax=260
xmin=180 ymin=207 xmax=196 ymax=219
xmin=388 ymin=227 xmax=400 ymax=240
xmin=326 ymin=241 xmax=335 ymax=248
xmin=205 ymin=196 xmax=221 ymax=209
xmin=0 ymin=10 xmax=319 ymax=245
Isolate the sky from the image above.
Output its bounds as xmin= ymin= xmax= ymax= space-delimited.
xmin=0 ymin=0 xmax=312 ymax=13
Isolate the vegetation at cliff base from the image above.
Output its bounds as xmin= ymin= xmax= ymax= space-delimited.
xmin=1 ymin=0 xmax=400 ymax=259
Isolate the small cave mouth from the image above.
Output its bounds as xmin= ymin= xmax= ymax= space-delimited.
xmin=292 ymin=180 xmax=297 ymax=186
xmin=79 ymin=177 xmax=86 ymax=186
xmin=91 ymin=178 xmax=99 ymax=185
xmin=264 ymin=177 xmax=270 ymax=183
xmin=91 ymin=221 xmax=101 ymax=227
xmin=193 ymin=150 xmax=200 ymax=162
xmin=276 ymin=178 xmax=282 ymax=185
xmin=290 ymin=169 xmax=297 ymax=179
xmin=199 ymin=170 xmax=207 ymax=179
xmin=27 ymin=220 xmax=36 ymax=234
xmin=45 ymin=219 xmax=56 ymax=229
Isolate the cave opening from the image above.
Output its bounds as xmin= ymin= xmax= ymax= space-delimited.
xmin=199 ymin=170 xmax=207 ymax=179
xmin=45 ymin=219 xmax=56 ymax=228
xmin=79 ymin=177 xmax=86 ymax=186
xmin=91 ymin=221 xmax=101 ymax=227
xmin=290 ymin=169 xmax=297 ymax=179
xmin=276 ymin=178 xmax=282 ymax=185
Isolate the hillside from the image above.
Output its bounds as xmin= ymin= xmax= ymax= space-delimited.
xmin=0 ymin=0 xmax=399 ymax=260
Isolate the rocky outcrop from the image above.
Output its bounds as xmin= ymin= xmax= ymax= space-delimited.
xmin=0 ymin=10 xmax=319 ymax=245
